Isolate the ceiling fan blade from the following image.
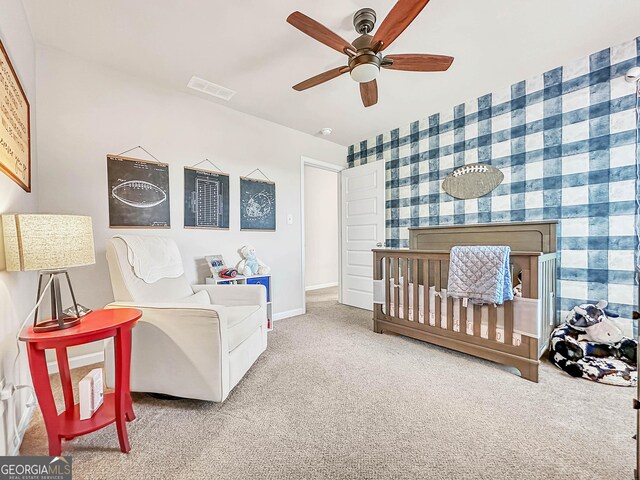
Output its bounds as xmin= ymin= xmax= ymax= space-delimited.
xmin=383 ymin=54 xmax=454 ymax=72
xmin=372 ymin=0 xmax=431 ymax=52
xmin=360 ymin=80 xmax=378 ymax=107
xmin=293 ymin=66 xmax=350 ymax=91
xmin=287 ymin=11 xmax=355 ymax=55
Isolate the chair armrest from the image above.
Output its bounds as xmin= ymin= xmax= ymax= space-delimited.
xmin=191 ymin=284 xmax=267 ymax=308
xmin=106 ymin=301 xmax=228 ymax=332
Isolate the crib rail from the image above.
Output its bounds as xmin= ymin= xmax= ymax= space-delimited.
xmin=372 ymin=249 xmax=557 ymax=382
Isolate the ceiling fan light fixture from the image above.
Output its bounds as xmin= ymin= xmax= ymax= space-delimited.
xmin=287 ymin=2 xmax=454 ymax=107
xmin=350 ymin=63 xmax=380 ymax=83
xmin=349 ymin=53 xmax=381 ymax=83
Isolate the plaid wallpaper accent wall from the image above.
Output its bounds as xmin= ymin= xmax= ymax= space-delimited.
xmin=347 ymin=37 xmax=640 ymax=318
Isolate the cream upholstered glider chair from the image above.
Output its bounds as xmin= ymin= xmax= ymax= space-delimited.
xmin=104 ymin=236 xmax=268 ymax=402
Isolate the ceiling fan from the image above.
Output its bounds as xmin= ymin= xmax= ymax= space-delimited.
xmin=287 ymin=0 xmax=454 ymax=108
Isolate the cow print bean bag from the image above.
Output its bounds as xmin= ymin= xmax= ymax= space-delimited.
xmin=549 ymin=301 xmax=637 ymax=387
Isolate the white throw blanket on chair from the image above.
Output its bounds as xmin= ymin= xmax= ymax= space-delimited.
xmin=113 ymin=235 xmax=184 ymax=283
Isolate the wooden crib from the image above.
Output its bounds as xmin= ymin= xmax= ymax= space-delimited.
xmin=372 ymin=222 xmax=558 ymax=382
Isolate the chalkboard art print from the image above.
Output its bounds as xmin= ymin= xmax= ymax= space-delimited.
xmin=184 ymin=167 xmax=229 ymax=229
xmin=107 ymin=155 xmax=171 ymax=228
xmin=240 ymin=177 xmax=275 ymax=231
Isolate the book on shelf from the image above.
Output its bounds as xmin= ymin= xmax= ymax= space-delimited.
xmin=79 ymin=368 xmax=104 ymax=420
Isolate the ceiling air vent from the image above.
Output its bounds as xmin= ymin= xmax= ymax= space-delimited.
xmin=187 ymin=76 xmax=236 ymax=101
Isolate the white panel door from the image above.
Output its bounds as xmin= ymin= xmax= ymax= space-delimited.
xmin=340 ymin=161 xmax=385 ymax=310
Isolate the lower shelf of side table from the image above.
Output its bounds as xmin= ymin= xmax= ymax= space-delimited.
xmin=58 ymin=393 xmax=116 ymax=439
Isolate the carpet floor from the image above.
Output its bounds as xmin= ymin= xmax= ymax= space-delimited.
xmin=20 ymin=288 xmax=635 ymax=479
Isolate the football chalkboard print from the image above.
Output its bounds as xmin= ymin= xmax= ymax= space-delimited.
xmin=107 ymin=155 xmax=171 ymax=228
xmin=240 ymin=177 xmax=276 ymax=231
xmin=184 ymin=167 xmax=230 ymax=229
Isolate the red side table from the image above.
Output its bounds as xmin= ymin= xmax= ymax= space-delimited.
xmin=20 ymin=308 xmax=141 ymax=456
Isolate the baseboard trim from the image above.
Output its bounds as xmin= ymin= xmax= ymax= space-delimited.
xmin=305 ymin=282 xmax=338 ymax=292
xmin=47 ymin=351 xmax=104 ymax=374
xmin=273 ymin=308 xmax=304 ymax=321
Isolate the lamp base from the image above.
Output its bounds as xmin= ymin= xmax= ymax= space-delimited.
xmin=34 ymin=270 xmax=83 ymax=333
xmin=33 ymin=316 xmax=81 ymax=333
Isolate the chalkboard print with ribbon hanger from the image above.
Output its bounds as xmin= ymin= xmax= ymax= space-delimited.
xmin=107 ymin=147 xmax=170 ymax=228
xmin=184 ymin=159 xmax=230 ymax=229
xmin=240 ymin=168 xmax=275 ymax=231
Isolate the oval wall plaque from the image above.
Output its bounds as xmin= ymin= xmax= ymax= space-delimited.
xmin=441 ymin=163 xmax=504 ymax=200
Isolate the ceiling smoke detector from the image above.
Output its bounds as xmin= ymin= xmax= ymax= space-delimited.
xmin=187 ymin=76 xmax=236 ymax=101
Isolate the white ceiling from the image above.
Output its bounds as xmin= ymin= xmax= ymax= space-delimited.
xmin=23 ymin=0 xmax=640 ymax=146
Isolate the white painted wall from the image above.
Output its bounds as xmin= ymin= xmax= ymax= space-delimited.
xmin=0 ymin=0 xmax=38 ymax=455
xmin=35 ymin=46 xmax=346 ymax=359
xmin=304 ymin=166 xmax=339 ymax=290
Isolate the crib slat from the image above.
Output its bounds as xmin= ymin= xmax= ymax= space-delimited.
xmin=529 ymin=256 xmax=539 ymax=299
xmin=488 ymin=304 xmax=497 ymax=341
xmin=541 ymin=260 xmax=548 ymax=331
xmin=423 ymin=259 xmax=429 ymax=325
xmin=473 ymin=304 xmax=482 ymax=337
xmin=394 ymin=258 xmax=400 ymax=318
xmin=446 ymin=297 xmax=453 ymax=331
xmin=522 ymin=266 xmax=531 ymax=298
xmin=413 ymin=259 xmax=419 ymax=322
xmin=460 ymin=301 xmax=467 ymax=334
xmin=402 ymin=258 xmax=409 ymax=320
xmin=385 ymin=257 xmax=391 ymax=317
xmin=504 ymin=301 xmax=514 ymax=346
xmin=434 ymin=260 xmax=441 ymax=328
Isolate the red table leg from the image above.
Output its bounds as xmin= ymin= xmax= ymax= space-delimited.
xmin=27 ymin=345 xmax=62 ymax=456
xmin=114 ymin=326 xmax=132 ymax=453
xmin=126 ymin=392 xmax=136 ymax=422
xmin=55 ymin=347 xmax=75 ymax=413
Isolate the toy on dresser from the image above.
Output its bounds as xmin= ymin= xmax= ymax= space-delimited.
xmin=237 ymin=245 xmax=271 ymax=276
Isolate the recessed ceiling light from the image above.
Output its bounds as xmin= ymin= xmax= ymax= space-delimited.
xmin=320 ymin=127 xmax=333 ymax=136
xmin=187 ymin=76 xmax=236 ymax=101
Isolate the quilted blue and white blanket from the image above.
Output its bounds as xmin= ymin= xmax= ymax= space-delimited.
xmin=447 ymin=246 xmax=513 ymax=305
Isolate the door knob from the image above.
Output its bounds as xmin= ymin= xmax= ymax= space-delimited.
xmin=376 ymin=242 xmax=385 ymax=248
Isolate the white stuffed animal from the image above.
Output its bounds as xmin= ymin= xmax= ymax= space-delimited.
xmin=237 ymin=245 xmax=271 ymax=277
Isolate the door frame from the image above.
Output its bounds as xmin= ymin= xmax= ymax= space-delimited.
xmin=300 ymin=156 xmax=345 ymax=315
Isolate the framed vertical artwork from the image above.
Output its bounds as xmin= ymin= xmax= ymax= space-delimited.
xmin=107 ymin=155 xmax=171 ymax=228
xmin=240 ymin=177 xmax=276 ymax=231
xmin=183 ymin=167 xmax=230 ymax=229
xmin=0 ymin=39 xmax=31 ymax=192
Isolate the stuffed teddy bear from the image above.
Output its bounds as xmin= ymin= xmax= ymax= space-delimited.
xmin=237 ymin=245 xmax=271 ymax=276
xmin=549 ymin=300 xmax=637 ymax=386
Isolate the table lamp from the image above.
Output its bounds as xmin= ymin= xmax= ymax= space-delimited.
xmin=2 ymin=214 xmax=95 ymax=332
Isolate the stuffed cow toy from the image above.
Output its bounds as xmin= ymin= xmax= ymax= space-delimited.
xmin=237 ymin=245 xmax=271 ymax=276
xmin=549 ymin=300 xmax=637 ymax=386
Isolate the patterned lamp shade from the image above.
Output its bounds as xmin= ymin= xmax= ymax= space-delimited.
xmin=2 ymin=214 xmax=95 ymax=271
